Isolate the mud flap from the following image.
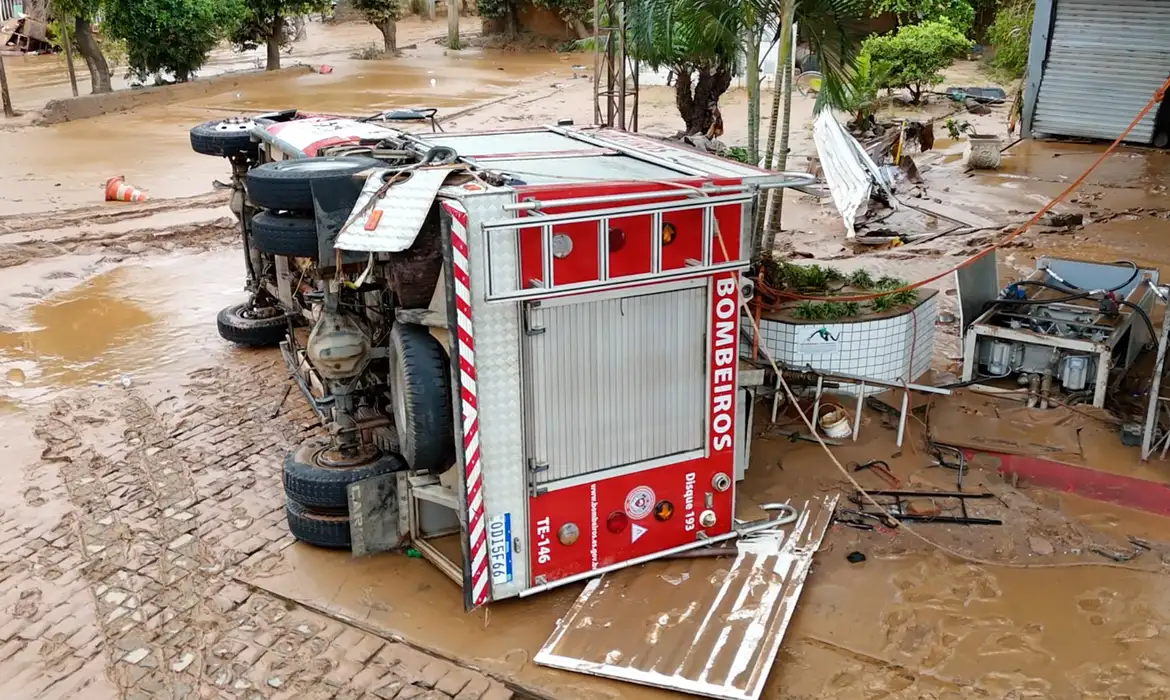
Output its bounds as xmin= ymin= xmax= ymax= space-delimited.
xmin=534 ymin=495 xmax=838 ymax=700
xmin=347 ymin=472 xmax=408 ymax=557
xmin=310 ymin=177 xmax=368 ymax=271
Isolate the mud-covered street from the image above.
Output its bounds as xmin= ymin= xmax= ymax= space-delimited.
xmin=4 ymin=10 xmax=1170 ymax=700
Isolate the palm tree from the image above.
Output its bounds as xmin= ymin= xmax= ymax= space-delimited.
xmin=630 ymin=0 xmax=865 ymax=140
xmin=632 ymin=0 xmax=864 ymax=253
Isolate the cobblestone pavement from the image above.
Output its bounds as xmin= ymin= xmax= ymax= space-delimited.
xmin=0 ymin=354 xmax=515 ymax=700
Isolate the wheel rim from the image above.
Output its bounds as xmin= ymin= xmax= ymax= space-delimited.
xmin=241 ymin=304 xmax=282 ymax=321
xmin=390 ymin=347 xmax=411 ymax=458
xmin=277 ymin=159 xmax=367 ymax=173
xmin=311 ymin=442 xmax=381 ymax=468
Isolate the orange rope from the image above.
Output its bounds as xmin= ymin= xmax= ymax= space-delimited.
xmin=761 ymin=76 xmax=1170 ymax=303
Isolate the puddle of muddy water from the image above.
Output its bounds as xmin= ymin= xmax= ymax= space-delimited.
xmin=202 ymin=50 xmax=579 ymax=114
xmin=0 ymin=248 xmax=246 ymax=403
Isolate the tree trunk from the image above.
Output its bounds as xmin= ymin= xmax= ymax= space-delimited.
xmin=674 ymin=65 xmax=732 ymax=135
xmin=377 ymin=19 xmax=397 ymax=53
xmin=503 ymin=2 xmax=519 ymax=38
xmin=745 ymin=28 xmax=760 ymax=163
xmin=73 ymin=17 xmax=112 ymax=94
xmin=62 ymin=17 xmax=79 ymax=97
xmin=267 ymin=14 xmax=283 ymax=70
xmin=448 ymin=0 xmax=460 ymax=49
xmin=0 ymin=54 xmax=14 ymax=118
xmin=761 ymin=1 xmax=796 ymax=254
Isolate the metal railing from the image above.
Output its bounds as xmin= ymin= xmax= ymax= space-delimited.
xmin=482 ymin=194 xmax=753 ymax=302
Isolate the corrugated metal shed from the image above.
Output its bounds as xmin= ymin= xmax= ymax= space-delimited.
xmin=1031 ymin=0 xmax=1170 ymax=144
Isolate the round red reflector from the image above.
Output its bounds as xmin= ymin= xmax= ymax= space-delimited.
xmin=606 ymin=511 xmax=629 ymax=534
xmin=607 ymin=227 xmax=626 ymax=252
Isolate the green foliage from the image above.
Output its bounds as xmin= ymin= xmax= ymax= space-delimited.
xmin=793 ymin=300 xmax=862 ymax=320
xmin=944 ymin=117 xmax=972 ymax=139
xmin=986 ymin=0 xmax=1034 ymax=79
xmin=476 ymin=0 xmax=508 ymax=19
xmin=847 ymin=268 xmax=874 ymax=289
xmin=868 ymin=0 xmax=974 ymax=35
xmin=841 ymin=50 xmax=888 ymax=123
xmin=862 ymin=20 xmax=971 ymax=103
xmin=103 ymin=0 xmax=245 ymax=82
xmin=231 ymin=0 xmax=328 ymax=50
xmin=51 ymin=0 xmax=102 ymax=20
xmin=531 ymin=0 xmax=592 ymax=23
xmin=626 ymin=0 xmax=743 ymax=73
xmin=723 ymin=146 xmax=754 ymax=164
xmin=629 ymin=0 xmax=869 ymax=116
xmin=475 ymin=0 xmax=588 ymax=22
xmin=758 ymin=256 xmax=919 ymax=318
xmin=352 ymin=0 xmax=400 ymax=23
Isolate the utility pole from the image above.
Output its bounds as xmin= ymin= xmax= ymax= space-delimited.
xmin=63 ymin=16 xmax=79 ymax=98
xmin=0 ymin=53 xmax=14 ymax=118
xmin=447 ymin=0 xmax=459 ymax=49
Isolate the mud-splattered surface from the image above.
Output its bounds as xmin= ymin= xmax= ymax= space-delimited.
xmin=4 ymin=17 xmax=1170 ymax=700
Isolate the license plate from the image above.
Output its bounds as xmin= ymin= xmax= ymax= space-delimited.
xmin=488 ymin=513 xmax=513 ymax=586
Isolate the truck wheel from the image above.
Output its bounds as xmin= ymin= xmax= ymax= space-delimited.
xmin=251 ymin=210 xmax=320 ymax=258
xmin=283 ymin=439 xmax=408 ymax=511
xmin=246 ymin=156 xmax=383 ymax=212
xmin=389 ymin=207 xmax=443 ymax=308
xmin=389 ymin=323 xmax=455 ymax=474
xmin=285 ymin=499 xmax=350 ymax=549
xmin=217 ymin=303 xmax=287 ymax=347
xmin=190 ymin=118 xmax=257 ymax=159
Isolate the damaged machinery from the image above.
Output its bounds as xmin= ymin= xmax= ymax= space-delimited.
xmin=960 ymin=255 xmax=1163 ymax=408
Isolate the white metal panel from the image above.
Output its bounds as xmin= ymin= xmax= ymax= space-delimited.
xmin=535 ymin=495 xmax=838 ymax=700
xmin=457 ymin=191 xmax=531 ymax=599
xmin=422 ymin=130 xmax=604 ymax=156
xmin=526 ymin=286 xmax=707 ymax=484
xmin=812 ymin=111 xmax=893 ymax=239
xmin=475 ymin=155 xmax=690 ymax=184
xmin=1032 ymin=0 xmax=1170 ymax=143
xmin=335 ymin=167 xmax=452 ymax=252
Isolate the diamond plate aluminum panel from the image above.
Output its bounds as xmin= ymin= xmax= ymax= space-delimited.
xmin=335 ymin=167 xmax=454 ymax=253
xmin=459 ymin=191 xmax=531 ymax=599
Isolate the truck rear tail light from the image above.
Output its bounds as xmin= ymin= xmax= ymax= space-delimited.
xmin=661 ymin=222 xmax=677 ymax=245
xmin=608 ymin=227 xmax=625 ymax=253
xmin=552 ymin=233 xmax=573 ymax=259
xmin=558 ymin=523 xmax=580 ymax=545
xmin=654 ymin=501 xmax=674 ymax=521
xmin=606 ymin=511 xmax=628 ymax=534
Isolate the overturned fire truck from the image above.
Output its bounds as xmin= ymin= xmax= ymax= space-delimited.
xmin=190 ymin=110 xmax=814 ymax=609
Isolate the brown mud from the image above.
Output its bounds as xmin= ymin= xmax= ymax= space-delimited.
xmin=1 ymin=28 xmax=1170 ymax=700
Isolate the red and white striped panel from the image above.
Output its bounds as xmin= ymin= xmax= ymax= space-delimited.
xmin=441 ymin=200 xmax=490 ymax=607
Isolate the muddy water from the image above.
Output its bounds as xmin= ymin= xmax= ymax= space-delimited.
xmin=1 ymin=47 xmax=576 ymax=215
xmin=0 ymin=248 xmax=245 ymax=403
xmin=0 ymin=16 xmax=457 ymax=110
xmin=199 ymin=48 xmax=573 ymax=114
xmin=0 ymin=102 xmax=235 ymax=216
xmin=249 ymin=495 xmax=1170 ymax=700
xmin=782 ymin=547 xmax=1170 ymax=698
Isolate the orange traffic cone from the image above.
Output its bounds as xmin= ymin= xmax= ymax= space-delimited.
xmin=105 ymin=176 xmax=147 ymax=202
